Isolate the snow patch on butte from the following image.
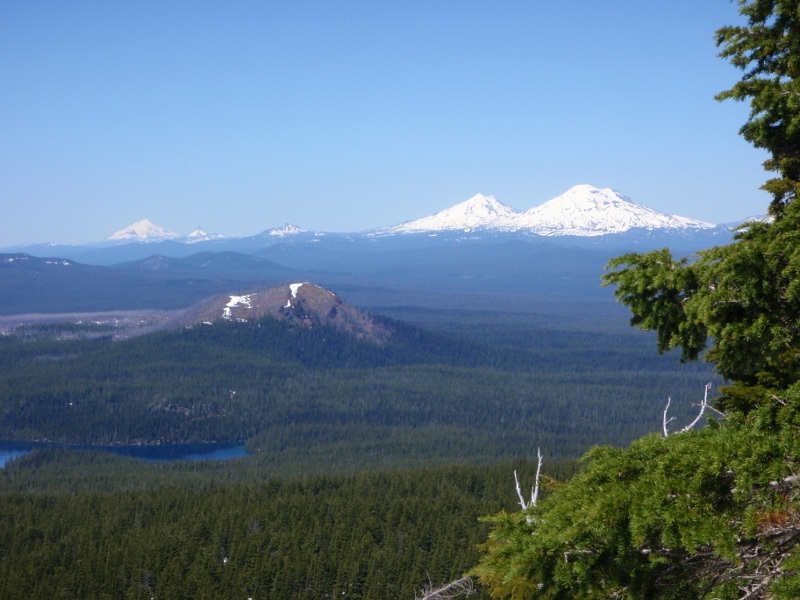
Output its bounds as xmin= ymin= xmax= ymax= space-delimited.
xmin=285 ymin=283 xmax=304 ymax=308
xmin=222 ymin=295 xmax=252 ymax=320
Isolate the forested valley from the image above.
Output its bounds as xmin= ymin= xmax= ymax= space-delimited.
xmin=0 ymin=291 xmax=713 ymax=599
xmin=0 ymin=303 xmax=713 ymax=464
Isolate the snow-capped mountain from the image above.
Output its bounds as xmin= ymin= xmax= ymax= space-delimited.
xmin=376 ymin=185 xmax=717 ymax=237
xmin=109 ymin=219 xmax=181 ymax=243
xmin=185 ymin=227 xmax=224 ymax=244
xmin=724 ymin=215 xmax=773 ymax=229
xmin=98 ymin=186 xmax=724 ymax=244
xmin=264 ymin=224 xmax=307 ymax=237
xmin=515 ymin=185 xmax=717 ymax=236
xmin=380 ymin=193 xmax=520 ymax=234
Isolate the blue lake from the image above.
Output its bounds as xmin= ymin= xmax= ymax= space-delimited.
xmin=0 ymin=440 xmax=249 ymax=468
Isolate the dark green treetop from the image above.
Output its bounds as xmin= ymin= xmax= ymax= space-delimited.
xmin=602 ymin=198 xmax=800 ymax=411
xmin=473 ymin=382 xmax=800 ymax=599
xmin=601 ymin=0 xmax=800 ymax=410
xmin=716 ymin=0 xmax=800 ymax=217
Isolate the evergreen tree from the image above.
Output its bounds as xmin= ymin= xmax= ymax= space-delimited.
xmin=474 ymin=1 xmax=800 ymax=597
xmin=602 ymin=199 xmax=800 ymax=411
xmin=716 ymin=0 xmax=800 ymax=217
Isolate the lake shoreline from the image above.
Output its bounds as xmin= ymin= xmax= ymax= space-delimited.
xmin=0 ymin=440 xmax=250 ymax=468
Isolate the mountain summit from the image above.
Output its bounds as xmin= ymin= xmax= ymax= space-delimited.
xmin=381 ymin=193 xmax=519 ymax=233
xmin=109 ymin=219 xmax=180 ymax=242
xmin=515 ymin=185 xmax=717 ymax=236
xmin=185 ymin=227 xmax=223 ymax=243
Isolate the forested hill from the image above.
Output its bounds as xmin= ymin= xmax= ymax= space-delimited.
xmin=179 ymin=282 xmax=394 ymax=343
xmin=0 ymin=306 xmax=715 ymax=470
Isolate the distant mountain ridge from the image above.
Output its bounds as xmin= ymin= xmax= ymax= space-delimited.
xmin=99 ymin=184 xmax=729 ymax=244
xmin=378 ymin=185 xmax=717 ymax=237
xmin=2 ymin=185 xmax=743 ymax=264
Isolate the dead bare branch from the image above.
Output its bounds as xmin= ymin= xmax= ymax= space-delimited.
xmin=415 ymin=577 xmax=475 ymax=600
xmin=663 ymin=383 xmax=717 ymax=437
xmin=515 ymin=448 xmax=543 ymax=511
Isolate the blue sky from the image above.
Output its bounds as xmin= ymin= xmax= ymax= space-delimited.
xmin=1 ymin=1 xmax=769 ymax=245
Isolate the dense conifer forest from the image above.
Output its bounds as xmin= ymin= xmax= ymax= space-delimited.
xmin=0 ymin=306 xmax=713 ymax=464
xmin=0 ymin=450 xmax=582 ymax=599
